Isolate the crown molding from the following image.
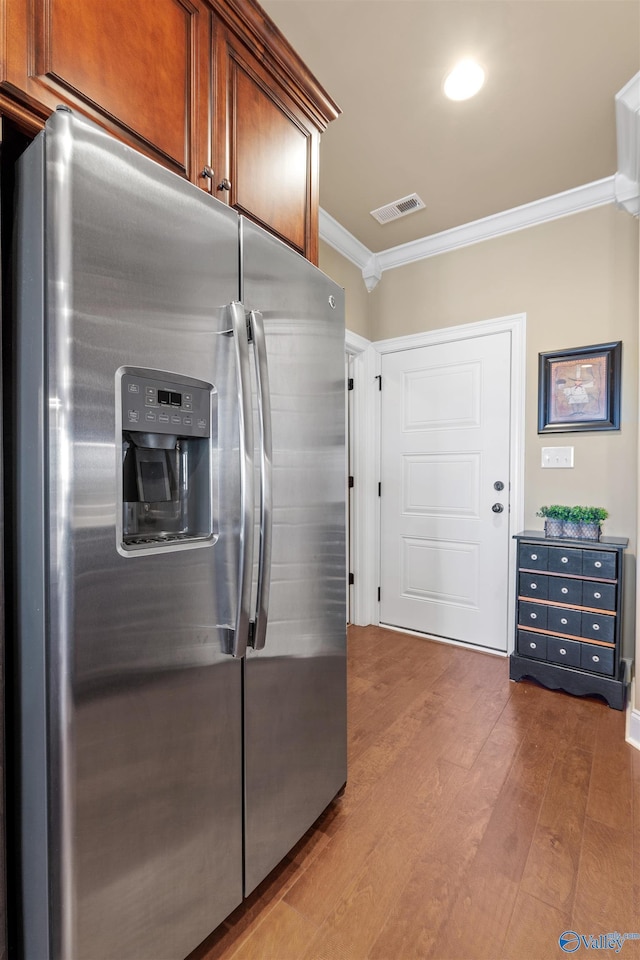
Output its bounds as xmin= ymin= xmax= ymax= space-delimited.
xmin=319 ymin=75 xmax=637 ymax=291
xmin=320 ymin=177 xmax=616 ymax=291
xmin=615 ymin=72 xmax=640 ymax=217
xmin=318 ymin=208 xmax=372 ymax=270
xmin=377 ymin=177 xmax=616 ymax=275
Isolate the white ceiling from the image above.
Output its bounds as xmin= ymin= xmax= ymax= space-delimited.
xmin=261 ymin=0 xmax=640 ymax=254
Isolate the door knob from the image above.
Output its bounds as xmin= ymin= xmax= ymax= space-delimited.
xmin=492 ymin=503 xmax=504 ymax=513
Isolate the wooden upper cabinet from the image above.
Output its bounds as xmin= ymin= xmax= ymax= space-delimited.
xmin=0 ymin=0 xmax=339 ymax=262
xmin=213 ymin=22 xmax=317 ymax=258
xmin=1 ymin=0 xmax=210 ymax=180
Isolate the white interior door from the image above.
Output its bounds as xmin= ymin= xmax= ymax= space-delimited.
xmin=380 ymin=331 xmax=512 ymax=652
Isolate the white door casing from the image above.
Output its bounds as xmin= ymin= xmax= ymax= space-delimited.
xmin=374 ymin=314 xmax=526 ymax=654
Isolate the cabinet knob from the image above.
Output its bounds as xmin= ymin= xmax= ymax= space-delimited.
xmin=561 ymin=587 xmax=568 ymax=594
xmin=200 ymin=165 xmax=215 ymax=180
xmin=595 ymin=561 xmax=602 ymax=568
xmin=561 ymin=618 xmax=568 ymax=625
xmin=559 ymin=648 xmax=567 ymax=655
xmin=529 ymin=642 xmax=537 ymax=649
xmin=561 ymin=557 xmax=568 ymax=564
xmin=592 ymin=655 xmax=600 ymax=663
xmin=530 ymin=612 xmax=537 ymax=620
xmin=530 ymin=583 xmax=537 ymax=590
xmin=592 ymin=623 xmax=600 ymax=631
xmin=217 ymin=178 xmax=232 ymax=191
xmin=531 ymin=553 xmax=538 ymax=561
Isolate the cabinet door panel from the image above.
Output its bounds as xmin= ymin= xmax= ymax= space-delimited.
xmin=2 ymin=0 xmax=210 ymax=180
xmin=216 ymin=27 xmax=318 ymax=260
xmin=233 ymin=63 xmax=309 ymax=252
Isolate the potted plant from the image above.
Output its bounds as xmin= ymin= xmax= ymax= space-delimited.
xmin=536 ymin=504 xmax=570 ymax=538
xmin=563 ymin=506 xmax=583 ymax=540
xmin=574 ymin=506 xmax=608 ymax=541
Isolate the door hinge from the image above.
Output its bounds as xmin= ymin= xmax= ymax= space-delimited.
xmin=378 ymin=482 xmax=381 ymax=496
xmin=348 ymin=476 xmax=354 ymax=488
xmin=375 ymin=374 xmax=382 ymax=391
xmin=348 ymin=377 xmax=354 ymax=391
xmin=377 ymin=586 xmax=381 ymax=602
xmin=349 ymin=572 xmax=355 ymax=585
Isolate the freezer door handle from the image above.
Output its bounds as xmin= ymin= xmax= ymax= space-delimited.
xmin=229 ymin=301 xmax=255 ymax=658
xmin=249 ymin=310 xmax=273 ymax=650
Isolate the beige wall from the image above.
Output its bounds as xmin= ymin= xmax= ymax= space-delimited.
xmin=319 ymin=240 xmax=370 ymax=339
xmin=328 ymin=205 xmax=640 ymax=684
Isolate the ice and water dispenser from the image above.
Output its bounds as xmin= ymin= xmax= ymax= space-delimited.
xmin=119 ymin=369 xmax=215 ymax=551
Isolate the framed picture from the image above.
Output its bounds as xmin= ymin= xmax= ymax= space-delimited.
xmin=538 ymin=341 xmax=621 ymax=433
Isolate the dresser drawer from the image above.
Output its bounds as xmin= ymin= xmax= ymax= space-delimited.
xmin=518 ymin=544 xmax=548 ymax=570
xmin=580 ymin=643 xmax=614 ymax=676
xmin=548 ymin=606 xmax=581 ymax=636
xmin=518 ymin=572 xmax=548 ymax=600
xmin=581 ymin=611 xmax=615 ymax=643
xmin=582 ymin=550 xmax=616 ymax=580
xmin=581 ymin=581 xmax=616 ymax=611
xmin=517 ymin=630 xmax=547 ymax=660
xmin=547 ymin=636 xmax=581 ymax=668
xmin=518 ymin=601 xmax=547 ymax=630
xmin=548 ymin=546 xmax=582 ymax=575
xmin=548 ymin=577 xmax=582 ymax=606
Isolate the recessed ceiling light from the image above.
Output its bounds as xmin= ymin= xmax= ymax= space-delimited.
xmin=443 ymin=59 xmax=485 ymax=101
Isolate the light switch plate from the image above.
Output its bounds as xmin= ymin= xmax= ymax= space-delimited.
xmin=542 ymin=446 xmax=574 ymax=468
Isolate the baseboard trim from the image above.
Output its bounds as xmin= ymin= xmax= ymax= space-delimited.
xmin=626 ymin=677 xmax=640 ymax=750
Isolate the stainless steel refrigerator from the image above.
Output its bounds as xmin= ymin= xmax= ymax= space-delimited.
xmin=14 ymin=107 xmax=346 ymax=960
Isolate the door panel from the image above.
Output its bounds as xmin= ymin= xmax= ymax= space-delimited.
xmin=241 ymin=220 xmax=347 ymax=894
xmin=380 ymin=332 xmax=511 ymax=651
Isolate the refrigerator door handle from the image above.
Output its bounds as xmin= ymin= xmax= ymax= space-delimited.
xmin=229 ymin=301 xmax=255 ymax=658
xmin=249 ymin=310 xmax=272 ymax=651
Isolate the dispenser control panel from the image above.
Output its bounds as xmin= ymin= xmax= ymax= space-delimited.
xmin=122 ymin=372 xmax=211 ymax=438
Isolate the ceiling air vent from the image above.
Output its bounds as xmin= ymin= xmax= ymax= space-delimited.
xmin=370 ymin=193 xmax=426 ymax=225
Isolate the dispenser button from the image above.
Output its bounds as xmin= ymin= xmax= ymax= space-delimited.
xmin=197 ymin=418 xmax=207 ymax=429
xmin=183 ymin=417 xmax=192 ymax=426
xmin=145 ymin=412 xmax=157 ymax=422
xmin=127 ymin=410 xmax=140 ymax=423
xmin=128 ymin=383 xmax=140 ymax=394
xmin=183 ymin=402 xmax=192 ymax=411
xmin=183 ymin=393 xmax=192 ymax=402
xmin=159 ymin=413 xmax=169 ymax=423
xmin=171 ymin=415 xmax=181 ymax=424
xmin=145 ymin=396 xmax=155 ymax=405
xmin=145 ymin=387 xmax=155 ymax=396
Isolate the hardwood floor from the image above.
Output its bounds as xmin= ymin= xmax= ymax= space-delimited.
xmin=189 ymin=624 xmax=640 ymax=960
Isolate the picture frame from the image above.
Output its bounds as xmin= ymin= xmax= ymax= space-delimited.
xmin=538 ymin=341 xmax=621 ymax=433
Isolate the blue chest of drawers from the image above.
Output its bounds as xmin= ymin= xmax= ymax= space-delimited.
xmin=509 ymin=531 xmax=628 ymax=710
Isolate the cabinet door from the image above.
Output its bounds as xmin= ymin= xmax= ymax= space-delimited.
xmin=214 ymin=22 xmax=319 ymax=262
xmin=1 ymin=0 xmax=210 ymax=183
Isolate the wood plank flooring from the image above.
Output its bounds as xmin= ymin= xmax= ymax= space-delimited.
xmin=189 ymin=624 xmax=640 ymax=960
